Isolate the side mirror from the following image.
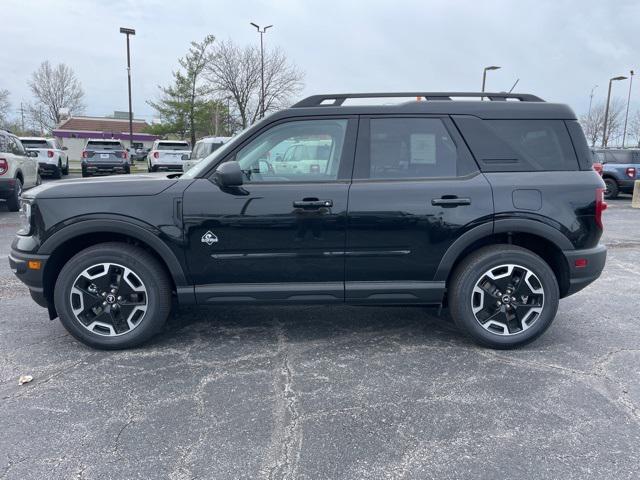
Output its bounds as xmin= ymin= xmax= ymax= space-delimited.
xmin=181 ymin=153 xmax=190 ymax=161
xmin=213 ymin=161 xmax=243 ymax=187
xmin=62 ymin=146 xmax=68 ymax=151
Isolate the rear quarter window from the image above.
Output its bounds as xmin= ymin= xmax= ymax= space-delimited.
xmin=454 ymin=117 xmax=580 ymax=172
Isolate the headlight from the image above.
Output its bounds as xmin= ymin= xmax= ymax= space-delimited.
xmin=17 ymin=201 xmax=32 ymax=236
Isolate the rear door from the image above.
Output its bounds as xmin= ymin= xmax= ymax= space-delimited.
xmin=182 ymin=116 xmax=357 ymax=304
xmin=345 ymin=115 xmax=493 ymax=303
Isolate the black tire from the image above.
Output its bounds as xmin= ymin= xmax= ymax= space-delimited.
xmin=53 ymin=161 xmax=63 ymax=179
xmin=449 ymin=244 xmax=559 ymax=349
xmin=54 ymin=243 xmax=172 ymax=349
xmin=81 ymin=169 xmax=91 ymax=178
xmin=62 ymin=159 xmax=69 ymax=175
xmin=36 ymin=173 xmax=42 ymax=186
xmin=148 ymin=163 xmax=157 ymax=172
xmin=6 ymin=178 xmax=22 ymax=212
xmin=603 ymin=177 xmax=619 ymax=199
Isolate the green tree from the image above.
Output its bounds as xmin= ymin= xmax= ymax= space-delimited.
xmin=148 ymin=35 xmax=216 ymax=145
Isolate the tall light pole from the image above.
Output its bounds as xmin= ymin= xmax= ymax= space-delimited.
xmin=588 ymin=84 xmax=598 ymax=117
xmin=250 ymin=22 xmax=272 ymax=119
xmin=622 ymin=70 xmax=634 ymax=148
xmin=602 ymin=75 xmax=627 ymax=148
xmin=119 ymin=27 xmax=136 ymax=159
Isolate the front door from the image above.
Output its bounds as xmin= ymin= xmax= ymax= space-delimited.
xmin=345 ymin=116 xmax=493 ymax=303
xmin=182 ymin=116 xmax=357 ymax=304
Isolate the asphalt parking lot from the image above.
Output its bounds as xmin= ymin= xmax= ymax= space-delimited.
xmin=1 ymin=182 xmax=639 ymax=479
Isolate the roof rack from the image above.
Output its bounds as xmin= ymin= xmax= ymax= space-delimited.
xmin=292 ymin=92 xmax=544 ymax=108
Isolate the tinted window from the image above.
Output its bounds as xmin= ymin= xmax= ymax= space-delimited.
xmin=10 ymin=137 xmax=26 ymax=155
xmin=455 ymin=118 xmax=579 ymax=171
xmin=157 ymin=142 xmax=190 ymax=150
xmin=86 ymin=141 xmax=124 ymax=150
xmin=0 ymin=134 xmax=9 ymax=153
xmin=235 ymin=119 xmax=348 ymax=183
xmin=21 ymin=140 xmax=49 ymax=149
xmin=605 ymin=150 xmax=640 ymax=164
xmin=368 ymin=118 xmax=457 ymax=179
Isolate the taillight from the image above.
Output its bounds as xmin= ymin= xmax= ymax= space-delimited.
xmin=595 ymin=187 xmax=607 ymax=230
xmin=82 ymin=151 xmax=88 ymax=158
xmin=123 ymin=150 xmax=128 ymax=160
xmin=0 ymin=158 xmax=8 ymax=175
xmin=47 ymin=150 xmax=54 ymax=158
xmin=625 ymin=167 xmax=636 ymax=178
xmin=592 ymin=163 xmax=603 ymax=175
xmin=153 ymin=151 xmax=159 ymax=159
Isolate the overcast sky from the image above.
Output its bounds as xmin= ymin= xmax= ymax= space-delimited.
xmin=2 ymin=0 xmax=639 ymax=122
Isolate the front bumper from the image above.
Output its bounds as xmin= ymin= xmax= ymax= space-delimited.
xmin=8 ymin=248 xmax=50 ymax=308
xmin=0 ymin=178 xmax=17 ymax=199
xmin=563 ymin=244 xmax=607 ymax=296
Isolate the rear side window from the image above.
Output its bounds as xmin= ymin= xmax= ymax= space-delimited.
xmin=21 ymin=140 xmax=49 ymax=148
xmin=366 ymin=118 xmax=458 ymax=179
xmin=454 ymin=117 xmax=579 ymax=171
xmin=0 ymin=134 xmax=9 ymax=153
xmin=605 ymin=150 xmax=640 ymax=164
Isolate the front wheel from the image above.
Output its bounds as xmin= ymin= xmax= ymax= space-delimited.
xmin=54 ymin=243 xmax=172 ymax=349
xmin=449 ymin=245 xmax=559 ymax=349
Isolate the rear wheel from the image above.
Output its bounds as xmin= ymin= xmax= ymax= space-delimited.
xmin=53 ymin=161 xmax=63 ymax=179
xmin=6 ymin=178 xmax=22 ymax=212
xmin=62 ymin=159 xmax=69 ymax=175
xmin=603 ymin=177 xmax=619 ymax=199
xmin=449 ymin=245 xmax=559 ymax=349
xmin=54 ymin=243 xmax=172 ymax=349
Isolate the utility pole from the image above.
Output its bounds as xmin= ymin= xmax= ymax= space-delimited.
xmin=622 ymin=70 xmax=634 ymax=148
xmin=226 ymin=96 xmax=232 ymax=135
xmin=602 ymin=75 xmax=627 ymax=148
xmin=588 ymin=85 xmax=598 ymax=118
xmin=20 ymin=102 xmax=25 ymax=132
xmin=119 ymin=27 xmax=136 ymax=158
xmin=250 ymin=22 xmax=273 ymax=118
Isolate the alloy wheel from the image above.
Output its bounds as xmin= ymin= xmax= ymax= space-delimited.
xmin=69 ymin=262 xmax=148 ymax=336
xmin=470 ymin=264 xmax=545 ymax=336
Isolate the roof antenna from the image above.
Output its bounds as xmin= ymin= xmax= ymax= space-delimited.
xmin=508 ymin=78 xmax=520 ymax=93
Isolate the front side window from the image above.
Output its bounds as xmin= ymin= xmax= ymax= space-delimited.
xmin=368 ymin=118 xmax=457 ymax=179
xmin=10 ymin=137 xmax=26 ymax=155
xmin=234 ymin=119 xmax=348 ymax=182
xmin=0 ymin=134 xmax=8 ymax=153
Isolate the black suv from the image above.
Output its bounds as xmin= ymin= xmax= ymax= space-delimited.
xmin=9 ymin=92 xmax=607 ymax=350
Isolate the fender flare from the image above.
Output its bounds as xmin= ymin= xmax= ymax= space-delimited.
xmin=39 ymin=217 xmax=189 ymax=287
xmin=433 ymin=218 xmax=573 ymax=282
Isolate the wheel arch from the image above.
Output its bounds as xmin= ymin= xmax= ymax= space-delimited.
xmin=40 ymin=218 xmax=193 ymax=312
xmin=436 ymin=219 xmax=572 ymax=298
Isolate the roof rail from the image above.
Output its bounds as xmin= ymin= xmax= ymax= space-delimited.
xmin=292 ymin=92 xmax=545 ymax=108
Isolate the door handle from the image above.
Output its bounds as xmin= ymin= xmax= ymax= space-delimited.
xmin=431 ymin=196 xmax=471 ymax=207
xmin=293 ymin=198 xmax=333 ymax=208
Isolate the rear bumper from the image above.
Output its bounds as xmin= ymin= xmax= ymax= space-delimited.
xmin=152 ymin=163 xmax=183 ymax=171
xmin=39 ymin=162 xmax=60 ymax=173
xmin=8 ymin=248 xmax=50 ymax=308
xmin=0 ymin=178 xmax=17 ymax=199
xmin=618 ymin=178 xmax=637 ymax=193
xmin=563 ymin=244 xmax=607 ymax=296
xmin=83 ymin=162 xmax=130 ymax=174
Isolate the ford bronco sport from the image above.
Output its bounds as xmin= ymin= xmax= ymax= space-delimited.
xmin=9 ymin=92 xmax=607 ymax=350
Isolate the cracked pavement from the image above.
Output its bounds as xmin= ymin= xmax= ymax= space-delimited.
xmin=0 ymin=195 xmax=639 ymax=479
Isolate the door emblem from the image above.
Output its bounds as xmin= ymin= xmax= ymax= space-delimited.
xmin=201 ymin=231 xmax=219 ymax=245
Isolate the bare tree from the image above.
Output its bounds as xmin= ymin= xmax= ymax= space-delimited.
xmin=27 ymin=61 xmax=85 ymax=131
xmin=628 ymin=109 xmax=640 ymax=147
xmin=0 ymin=89 xmax=9 ymax=128
xmin=206 ymin=40 xmax=304 ymax=128
xmin=579 ymin=99 xmax=625 ymax=147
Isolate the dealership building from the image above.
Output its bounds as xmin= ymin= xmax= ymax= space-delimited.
xmin=52 ymin=113 xmax=159 ymax=160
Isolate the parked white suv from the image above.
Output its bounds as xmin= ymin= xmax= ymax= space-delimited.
xmin=0 ymin=130 xmax=40 ymax=211
xmin=147 ymin=140 xmax=191 ymax=172
xmin=182 ymin=136 xmax=231 ymax=172
xmin=20 ymin=137 xmax=69 ymax=179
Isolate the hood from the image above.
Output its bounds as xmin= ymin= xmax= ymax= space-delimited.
xmin=24 ymin=173 xmax=181 ymax=200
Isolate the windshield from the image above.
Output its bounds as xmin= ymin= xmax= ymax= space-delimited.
xmin=21 ymin=140 xmax=50 ymax=148
xmin=157 ymin=142 xmax=190 ymax=150
xmin=181 ymin=128 xmax=250 ymax=179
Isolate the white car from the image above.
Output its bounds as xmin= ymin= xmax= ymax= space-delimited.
xmin=0 ymin=130 xmax=40 ymax=211
xmin=147 ymin=140 xmax=191 ymax=172
xmin=20 ymin=137 xmax=69 ymax=179
xmin=182 ymin=136 xmax=231 ymax=172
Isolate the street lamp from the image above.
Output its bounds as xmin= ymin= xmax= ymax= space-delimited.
xmin=119 ymin=27 xmax=136 ymax=158
xmin=602 ymin=75 xmax=627 ymax=148
xmin=250 ymin=22 xmax=272 ymax=118
xmin=481 ymin=65 xmax=501 ymax=93
xmin=588 ymin=84 xmax=598 ymax=117
xmin=622 ymin=70 xmax=634 ymax=148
